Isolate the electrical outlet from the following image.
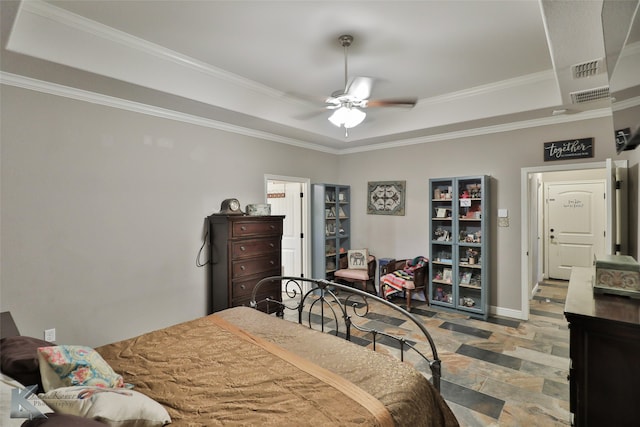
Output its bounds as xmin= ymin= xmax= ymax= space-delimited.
xmin=44 ymin=328 xmax=56 ymax=342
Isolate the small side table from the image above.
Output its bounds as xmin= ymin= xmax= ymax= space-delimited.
xmin=377 ymin=258 xmax=394 ymax=296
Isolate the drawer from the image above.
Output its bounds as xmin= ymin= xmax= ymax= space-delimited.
xmin=231 ymin=238 xmax=280 ymax=259
xmin=232 ymin=273 xmax=280 ymax=299
xmin=232 ymin=220 xmax=282 ymax=238
xmin=233 ymin=287 xmax=282 ymax=311
xmin=232 ymin=255 xmax=280 ymax=279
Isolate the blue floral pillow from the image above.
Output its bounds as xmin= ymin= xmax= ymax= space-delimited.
xmin=37 ymin=345 xmax=124 ymax=392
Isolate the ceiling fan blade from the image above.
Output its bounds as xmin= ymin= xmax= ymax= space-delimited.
xmin=366 ymin=98 xmax=418 ymax=108
xmin=346 ymin=77 xmax=374 ymax=100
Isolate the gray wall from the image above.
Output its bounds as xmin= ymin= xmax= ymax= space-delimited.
xmin=0 ymin=86 xmax=338 ymax=347
xmin=339 ymin=117 xmax=636 ymax=315
xmin=2 ymin=84 xmax=638 ymax=346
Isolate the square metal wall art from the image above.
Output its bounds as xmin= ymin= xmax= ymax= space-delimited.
xmin=367 ymin=181 xmax=406 ymax=215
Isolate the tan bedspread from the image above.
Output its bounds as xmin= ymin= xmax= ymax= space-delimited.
xmin=97 ymin=307 xmax=457 ymax=427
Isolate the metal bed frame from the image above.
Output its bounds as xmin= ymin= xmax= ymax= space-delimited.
xmin=251 ymin=276 xmax=442 ymax=391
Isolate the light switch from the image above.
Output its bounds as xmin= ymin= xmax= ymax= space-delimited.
xmin=498 ymin=209 xmax=508 ymax=218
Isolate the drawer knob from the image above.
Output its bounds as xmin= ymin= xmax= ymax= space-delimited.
xmin=241 ymin=226 xmax=247 ymax=231
xmin=240 ymin=246 xmax=246 ymax=251
xmin=240 ymin=284 xmax=246 ymax=290
xmin=270 ymin=260 xmax=275 ymax=265
xmin=270 ymin=225 xmax=275 ymax=230
xmin=240 ymin=265 xmax=246 ymax=271
xmin=269 ymin=243 xmax=275 ymax=248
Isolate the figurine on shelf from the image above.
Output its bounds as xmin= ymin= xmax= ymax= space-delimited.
xmin=466 ymin=248 xmax=479 ymax=265
xmin=435 ymin=287 xmax=444 ymax=301
xmin=435 ymin=227 xmax=450 ymax=241
xmin=462 ymin=297 xmax=476 ymax=307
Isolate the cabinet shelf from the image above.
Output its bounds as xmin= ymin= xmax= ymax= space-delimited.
xmin=429 ymin=176 xmax=490 ymax=319
xmin=459 ymin=263 xmax=482 ymax=269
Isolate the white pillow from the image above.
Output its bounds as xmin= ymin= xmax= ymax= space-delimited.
xmin=1 ymin=373 xmax=52 ymax=426
xmin=40 ymin=386 xmax=171 ymax=427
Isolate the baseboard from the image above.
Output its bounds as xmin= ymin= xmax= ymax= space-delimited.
xmin=531 ymin=282 xmax=540 ymax=299
xmin=490 ymin=305 xmax=526 ymax=320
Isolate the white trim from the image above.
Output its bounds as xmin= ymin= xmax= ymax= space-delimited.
xmin=0 ymin=71 xmax=619 ymax=156
xmin=0 ymin=71 xmax=337 ymax=154
xmin=531 ymin=282 xmax=540 ymax=300
xmin=490 ymin=305 xmax=525 ymax=321
xmin=339 ymin=107 xmax=612 ymax=154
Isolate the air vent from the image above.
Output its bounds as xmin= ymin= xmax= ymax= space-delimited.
xmin=572 ymin=58 xmax=604 ymax=79
xmin=570 ymin=86 xmax=610 ymax=104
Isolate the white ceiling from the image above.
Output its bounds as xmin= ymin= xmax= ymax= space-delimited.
xmin=2 ymin=0 xmax=639 ymax=152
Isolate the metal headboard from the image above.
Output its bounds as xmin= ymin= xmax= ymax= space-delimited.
xmin=250 ymin=276 xmax=442 ymax=391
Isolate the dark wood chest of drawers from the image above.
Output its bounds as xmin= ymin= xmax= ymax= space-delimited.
xmin=564 ymin=267 xmax=640 ymax=427
xmin=208 ymin=215 xmax=284 ymax=313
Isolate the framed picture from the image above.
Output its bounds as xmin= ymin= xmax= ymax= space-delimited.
xmin=443 ymin=268 xmax=452 ymax=283
xmin=460 ymin=271 xmax=472 ymax=285
xmin=367 ymin=181 xmax=406 ymax=215
xmin=436 ymin=208 xmax=449 ymax=218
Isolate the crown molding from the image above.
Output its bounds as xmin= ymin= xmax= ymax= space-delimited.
xmin=340 ymin=107 xmax=612 ymax=155
xmin=0 ymin=72 xmax=337 ymax=154
xmin=1 ymin=71 xmax=613 ymax=156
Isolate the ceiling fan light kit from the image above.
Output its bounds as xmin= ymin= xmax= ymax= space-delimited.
xmin=328 ymin=106 xmax=366 ymax=128
xmin=324 ymin=34 xmax=417 ymax=137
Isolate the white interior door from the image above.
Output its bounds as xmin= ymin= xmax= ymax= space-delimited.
xmin=267 ymin=182 xmax=302 ymax=277
xmin=545 ymin=181 xmax=606 ymax=280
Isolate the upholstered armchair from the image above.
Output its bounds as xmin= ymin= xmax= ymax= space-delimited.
xmin=333 ymin=252 xmax=377 ymax=294
xmin=380 ymin=257 xmax=428 ymax=311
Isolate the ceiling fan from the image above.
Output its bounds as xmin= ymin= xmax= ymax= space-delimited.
xmin=325 ymin=34 xmax=418 ymax=137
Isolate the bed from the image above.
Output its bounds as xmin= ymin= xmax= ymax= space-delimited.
xmin=1 ymin=277 xmax=458 ymax=427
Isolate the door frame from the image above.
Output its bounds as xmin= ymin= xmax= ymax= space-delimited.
xmin=520 ymin=160 xmax=625 ymax=320
xmin=264 ymin=174 xmax=311 ymax=280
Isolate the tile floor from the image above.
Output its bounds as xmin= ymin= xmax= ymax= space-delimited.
xmin=284 ymin=279 xmax=571 ymax=426
xmin=429 ymin=279 xmax=571 ymax=426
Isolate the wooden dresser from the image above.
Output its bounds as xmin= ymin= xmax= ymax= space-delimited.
xmin=208 ymin=214 xmax=284 ymax=314
xmin=564 ymin=267 xmax=640 ymax=427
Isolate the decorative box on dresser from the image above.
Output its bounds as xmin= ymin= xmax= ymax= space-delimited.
xmin=564 ymin=266 xmax=640 ymax=427
xmin=208 ymin=214 xmax=284 ymax=314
